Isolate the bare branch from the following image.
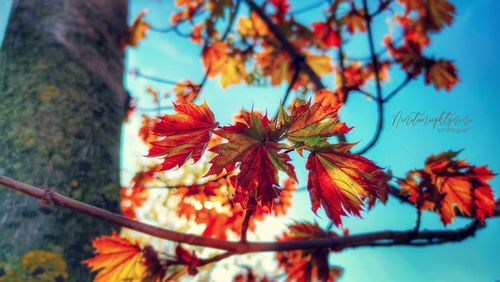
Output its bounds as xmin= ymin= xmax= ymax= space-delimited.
xmin=369 ymin=0 xmax=394 ymax=18
xmin=1 ymin=176 xmax=496 ymax=255
xmin=149 ymin=9 xmax=205 ymax=33
xmin=130 ymin=69 xmax=185 ymax=86
xmin=355 ymin=0 xmax=385 ymax=155
xmin=383 ymin=75 xmax=413 ymax=103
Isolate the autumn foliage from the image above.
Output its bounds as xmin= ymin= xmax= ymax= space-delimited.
xmin=57 ymin=0 xmax=497 ymax=281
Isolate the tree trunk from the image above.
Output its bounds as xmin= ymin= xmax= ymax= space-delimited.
xmin=0 ymin=0 xmax=128 ymax=280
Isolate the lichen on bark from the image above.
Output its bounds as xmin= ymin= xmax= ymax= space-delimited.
xmin=0 ymin=0 xmax=128 ymax=280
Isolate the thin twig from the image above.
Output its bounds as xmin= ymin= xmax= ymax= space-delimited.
xmin=137 ymin=105 xmax=174 ymax=112
xmin=274 ymin=65 xmax=300 ymax=118
xmin=383 ymin=75 xmax=413 ymax=103
xmin=241 ymin=209 xmax=254 ymax=243
xmin=413 ymin=209 xmax=422 ymax=233
xmin=243 ymin=0 xmax=326 ymax=90
xmin=369 ymin=0 xmax=394 ymax=18
xmin=149 ymin=9 xmax=204 ymax=33
xmin=355 ymin=0 xmax=384 ymax=155
xmin=130 ymin=69 xmax=184 ymax=86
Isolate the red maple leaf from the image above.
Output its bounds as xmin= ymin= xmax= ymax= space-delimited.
xmin=312 ymin=22 xmax=341 ymax=48
xmin=207 ymin=111 xmax=296 ymax=209
xmin=306 ymin=143 xmax=388 ymax=226
xmin=148 ymin=101 xmax=217 ymax=170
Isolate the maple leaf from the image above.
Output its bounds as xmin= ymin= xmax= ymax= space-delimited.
xmin=120 ymin=186 xmax=148 ymax=219
xmin=121 ymin=10 xmax=150 ymax=49
xmin=397 ymin=0 xmax=422 ymax=12
xmin=306 ymin=52 xmax=333 ymax=77
xmin=148 ymin=101 xmax=217 ymax=170
xmin=238 ymin=13 xmax=269 ymax=38
xmin=219 ymin=54 xmax=248 ymax=88
xmin=190 ymin=23 xmax=204 ymax=44
xmin=396 ymin=15 xmax=430 ymax=49
xmin=173 ymin=80 xmax=201 ymax=104
xmin=276 ymin=222 xmax=342 ymax=282
xmin=269 ymin=0 xmax=290 ymax=24
xmin=421 ymin=0 xmax=455 ymax=31
xmin=424 ymin=59 xmax=458 ymax=91
xmin=203 ymin=41 xmax=229 ymax=77
xmin=257 ymin=46 xmax=293 ymax=86
xmin=336 ymin=62 xmax=369 ymax=91
xmin=175 ymin=245 xmax=200 ymax=275
xmin=314 ymin=89 xmax=345 ymax=112
xmin=279 ymin=100 xmax=349 ymax=152
xmin=312 ymin=21 xmax=341 ymax=48
xmin=175 ymin=176 xmax=294 ymax=239
xmin=385 ymin=36 xmax=427 ymax=76
xmin=293 ymin=53 xmax=333 ymax=89
xmin=399 ymin=151 xmax=496 ymax=224
xmin=83 ymin=232 xmax=161 ymax=282
xmin=207 ymin=111 xmax=296 ymax=208
xmin=203 ymin=42 xmax=248 ymax=88
xmin=172 ymin=0 xmax=203 ymax=23
xmin=306 ymin=143 xmax=388 ymax=226
xmin=343 ymin=7 xmax=366 ymax=34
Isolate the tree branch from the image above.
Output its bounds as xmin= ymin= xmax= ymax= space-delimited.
xmin=240 ymin=209 xmax=254 ymax=243
xmin=149 ymin=9 xmax=205 ymax=33
xmin=383 ymin=75 xmax=413 ymax=103
xmin=242 ymin=0 xmax=347 ymax=142
xmin=1 ymin=175 xmax=496 ymax=255
xmin=243 ymin=0 xmax=325 ymax=91
xmin=355 ymin=0 xmax=384 ymax=155
xmin=369 ymin=0 xmax=394 ymax=18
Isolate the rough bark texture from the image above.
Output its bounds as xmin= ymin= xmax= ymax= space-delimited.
xmin=0 ymin=0 xmax=128 ymax=280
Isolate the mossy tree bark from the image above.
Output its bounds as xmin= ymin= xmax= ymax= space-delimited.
xmin=0 ymin=0 xmax=128 ymax=280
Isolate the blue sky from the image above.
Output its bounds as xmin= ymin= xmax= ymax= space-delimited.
xmin=1 ymin=1 xmax=499 ymax=281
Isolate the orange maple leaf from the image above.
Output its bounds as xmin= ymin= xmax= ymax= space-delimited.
xmin=343 ymin=7 xmax=366 ymax=34
xmin=148 ymin=101 xmax=217 ymax=170
xmin=314 ymin=89 xmax=345 ymax=111
xmin=424 ymin=59 xmax=458 ymax=91
xmin=257 ymin=46 xmax=293 ymax=86
xmin=238 ymin=13 xmax=269 ymax=38
xmin=174 ymin=80 xmax=201 ymax=104
xmin=120 ymin=186 xmax=148 ymax=219
xmin=121 ymin=10 xmax=149 ymax=49
xmin=399 ymin=151 xmax=496 ymax=224
xmin=83 ymin=232 xmax=162 ymax=282
xmin=203 ymin=42 xmax=248 ymax=88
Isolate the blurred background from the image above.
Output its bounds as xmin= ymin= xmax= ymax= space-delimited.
xmin=1 ymin=0 xmax=499 ymax=281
